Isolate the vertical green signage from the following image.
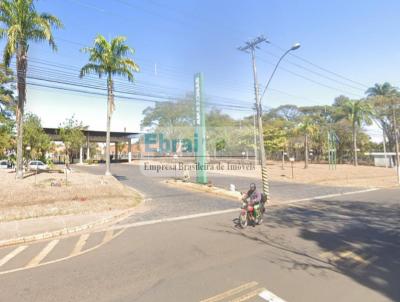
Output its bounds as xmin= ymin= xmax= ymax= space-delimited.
xmin=194 ymin=73 xmax=208 ymax=184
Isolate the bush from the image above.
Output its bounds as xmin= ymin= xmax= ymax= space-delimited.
xmin=85 ymin=159 xmax=98 ymax=165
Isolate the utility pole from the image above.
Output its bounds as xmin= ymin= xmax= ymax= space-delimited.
xmin=382 ymin=128 xmax=388 ymax=168
xmin=253 ymin=112 xmax=258 ymax=165
xmin=238 ymin=36 xmax=270 ymax=201
xmin=393 ymin=101 xmax=400 ymax=184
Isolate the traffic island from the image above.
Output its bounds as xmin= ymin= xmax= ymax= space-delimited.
xmin=0 ymin=169 xmax=144 ymax=246
xmin=164 ymin=179 xmax=242 ymax=201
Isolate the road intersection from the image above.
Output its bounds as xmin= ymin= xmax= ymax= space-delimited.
xmin=0 ymin=163 xmax=398 ymax=302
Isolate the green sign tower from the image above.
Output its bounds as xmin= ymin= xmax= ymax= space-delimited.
xmin=194 ymin=73 xmax=208 ymax=184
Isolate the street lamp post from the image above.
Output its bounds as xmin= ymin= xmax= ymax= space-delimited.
xmin=240 ymin=39 xmax=300 ymax=202
xmin=260 ymin=43 xmax=301 ymax=102
xmin=259 ymin=43 xmax=301 ymax=201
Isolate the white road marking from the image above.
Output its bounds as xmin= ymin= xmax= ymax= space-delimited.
xmin=278 ymin=188 xmax=378 ymax=206
xmin=102 ymin=230 xmax=114 ymax=244
xmin=259 ymin=289 xmax=287 ymax=302
xmin=70 ymin=233 xmax=90 ymax=255
xmin=110 ymin=208 xmax=239 ymax=231
xmin=200 ymin=281 xmax=258 ymax=302
xmin=108 ymin=188 xmax=378 ymax=231
xmin=229 ymin=287 xmax=266 ymax=302
xmin=0 ymin=229 xmax=126 ymax=276
xmin=0 ymin=246 xmax=28 ymax=267
xmin=26 ymin=240 xmax=59 ymax=267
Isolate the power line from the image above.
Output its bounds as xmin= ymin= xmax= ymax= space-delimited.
xmin=26 ymin=81 xmax=253 ymax=112
xmin=256 ymin=55 xmax=364 ymax=98
xmin=259 ymin=48 xmax=366 ymax=92
xmin=64 ymin=0 xmax=370 ymax=97
xmin=4 ymin=46 xmax=335 ymax=109
xmin=7 ymin=62 xmax=255 ymax=111
xmin=269 ymin=42 xmax=369 ymax=89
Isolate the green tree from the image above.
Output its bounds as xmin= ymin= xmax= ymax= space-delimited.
xmin=0 ymin=0 xmax=62 ymax=178
xmin=58 ymin=117 xmax=85 ymax=160
xmin=206 ymin=108 xmax=237 ymax=157
xmin=23 ymin=113 xmax=51 ymax=161
xmin=263 ymin=119 xmax=289 ymax=154
xmin=80 ymin=35 xmax=139 ymax=175
xmin=366 ymin=82 xmax=397 ymax=97
xmin=340 ymin=99 xmax=373 ymax=166
xmin=297 ymin=116 xmax=317 ymax=168
xmin=0 ymin=64 xmax=14 ymax=156
xmin=141 ymin=96 xmax=194 ymax=139
xmin=366 ymin=82 xmax=399 ymax=153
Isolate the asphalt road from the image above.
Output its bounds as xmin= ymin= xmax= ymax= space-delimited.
xmin=1 ymin=163 xmax=398 ymax=302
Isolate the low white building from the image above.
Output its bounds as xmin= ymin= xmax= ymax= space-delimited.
xmin=365 ymin=152 xmax=396 ymax=167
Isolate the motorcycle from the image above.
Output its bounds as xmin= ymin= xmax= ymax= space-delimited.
xmin=238 ymin=196 xmax=265 ymax=228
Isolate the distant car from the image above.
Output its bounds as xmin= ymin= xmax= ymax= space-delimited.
xmin=0 ymin=160 xmax=9 ymax=169
xmin=28 ymin=160 xmax=48 ymax=171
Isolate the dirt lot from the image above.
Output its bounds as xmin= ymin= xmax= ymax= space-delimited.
xmin=0 ymin=168 xmax=142 ymax=222
xmin=130 ymin=160 xmax=399 ymax=188
xmin=211 ymin=161 xmax=399 ymax=188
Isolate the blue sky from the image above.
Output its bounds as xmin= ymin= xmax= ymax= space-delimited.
xmin=2 ymin=0 xmax=400 ymax=140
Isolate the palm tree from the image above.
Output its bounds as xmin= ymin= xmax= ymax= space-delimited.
xmin=80 ymin=35 xmax=139 ymax=175
xmin=297 ymin=116 xmax=316 ymax=169
xmin=366 ymin=82 xmax=397 ymax=97
xmin=0 ymin=0 xmax=62 ymax=178
xmin=341 ymin=99 xmax=373 ymax=166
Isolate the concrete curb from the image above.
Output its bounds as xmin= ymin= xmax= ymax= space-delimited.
xmin=0 ymin=179 xmax=146 ymax=248
xmin=164 ymin=179 xmax=242 ymax=201
xmin=0 ymin=207 xmax=136 ymax=248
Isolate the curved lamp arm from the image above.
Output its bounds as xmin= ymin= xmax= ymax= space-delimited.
xmin=260 ymin=43 xmax=301 ymax=103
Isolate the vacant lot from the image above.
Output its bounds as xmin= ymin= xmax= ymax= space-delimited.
xmin=0 ymin=169 xmax=142 ymax=222
xmin=212 ymin=161 xmax=399 ymax=188
xmin=130 ymin=160 xmax=398 ymax=188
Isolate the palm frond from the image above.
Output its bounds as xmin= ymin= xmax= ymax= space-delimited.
xmin=114 ymin=66 xmax=135 ymax=82
xmin=79 ymin=63 xmax=104 ymax=78
xmin=0 ymin=0 xmax=62 ymax=64
xmin=3 ymin=42 xmax=13 ymax=67
xmin=120 ymin=58 xmax=139 ymax=71
xmin=40 ymin=13 xmax=63 ymax=29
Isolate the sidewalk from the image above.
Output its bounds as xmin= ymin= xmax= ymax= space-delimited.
xmin=0 ymin=209 xmax=132 ymax=247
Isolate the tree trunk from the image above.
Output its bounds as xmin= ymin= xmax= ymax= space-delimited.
xmin=304 ymin=133 xmax=309 ymax=169
xmin=105 ymin=75 xmax=113 ymax=176
xmin=353 ymin=124 xmax=358 ymax=166
xmin=15 ymin=48 xmax=28 ymax=179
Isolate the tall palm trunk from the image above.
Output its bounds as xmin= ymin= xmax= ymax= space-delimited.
xmin=105 ymin=75 xmax=113 ymax=176
xmin=353 ymin=123 xmax=358 ymax=166
xmin=304 ymin=133 xmax=309 ymax=169
xmin=15 ymin=47 xmax=28 ymax=179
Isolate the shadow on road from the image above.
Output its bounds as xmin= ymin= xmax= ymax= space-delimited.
xmin=242 ymin=196 xmax=400 ymax=301
xmin=205 ymin=192 xmax=400 ymax=301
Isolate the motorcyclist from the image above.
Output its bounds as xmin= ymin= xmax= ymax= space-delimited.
xmin=242 ymin=183 xmax=261 ymax=207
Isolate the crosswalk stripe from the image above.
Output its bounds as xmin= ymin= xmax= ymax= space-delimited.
xmin=0 ymin=246 xmax=28 ymax=267
xmin=102 ymin=230 xmax=114 ymax=244
xmin=70 ymin=233 xmax=90 ymax=256
xmin=229 ymin=287 xmax=266 ymax=302
xmin=26 ymin=240 xmax=59 ymax=268
xmin=258 ymin=289 xmax=287 ymax=302
xmin=200 ymin=282 xmax=258 ymax=302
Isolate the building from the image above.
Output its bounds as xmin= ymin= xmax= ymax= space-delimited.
xmin=365 ymin=152 xmax=396 ymax=167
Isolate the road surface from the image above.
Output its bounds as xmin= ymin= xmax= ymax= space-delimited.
xmin=1 ymin=163 xmax=398 ymax=302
